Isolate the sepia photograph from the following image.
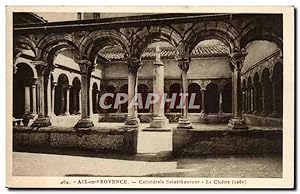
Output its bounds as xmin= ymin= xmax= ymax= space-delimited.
xmin=6 ymin=6 xmax=294 ymax=188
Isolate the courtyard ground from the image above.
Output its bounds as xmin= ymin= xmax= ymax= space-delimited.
xmin=12 ymin=152 xmax=282 ymax=178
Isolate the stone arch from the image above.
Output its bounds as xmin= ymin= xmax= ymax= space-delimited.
xmin=14 ymin=59 xmax=38 ymax=79
xmin=184 ymin=21 xmax=240 ymax=53
xmin=240 ymin=20 xmax=283 ymax=50
xmin=36 ymin=33 xmax=80 ymax=65
xmin=80 ymin=30 xmax=130 ymax=63
xmin=52 ymin=69 xmax=72 ymax=85
xmin=13 ymin=63 xmax=35 ymax=118
xmin=70 ymin=77 xmax=81 ymax=115
xmin=205 ymin=83 xmax=219 ymax=113
xmin=222 ymin=82 xmax=232 ymax=113
xmin=54 ymin=74 xmax=70 ymax=116
xmin=188 ymin=83 xmax=201 ymax=113
xmin=130 ymin=25 xmax=182 ymax=58
xmin=261 ymin=68 xmax=273 ymax=116
xmin=14 ymin=35 xmax=38 ymax=58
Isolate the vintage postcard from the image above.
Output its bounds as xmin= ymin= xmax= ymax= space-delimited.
xmin=6 ymin=6 xmax=294 ymax=189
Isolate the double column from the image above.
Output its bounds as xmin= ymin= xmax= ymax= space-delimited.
xmin=31 ymin=61 xmax=52 ymax=127
xmin=176 ymin=54 xmax=192 ymax=129
xmin=124 ymin=57 xmax=141 ymax=127
xmin=75 ymin=59 xmax=95 ymax=128
xmin=228 ymin=50 xmax=248 ymax=129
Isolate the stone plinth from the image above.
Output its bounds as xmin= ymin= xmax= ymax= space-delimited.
xmin=227 ymin=118 xmax=248 ymax=130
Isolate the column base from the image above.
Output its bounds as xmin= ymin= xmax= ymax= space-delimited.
xmin=149 ymin=116 xmax=169 ymax=128
xmin=31 ymin=116 xmax=51 ymax=127
xmin=74 ymin=118 xmax=94 ymax=129
xmin=227 ymin=117 xmax=248 ymax=130
xmin=124 ymin=117 xmax=140 ymax=128
xmin=177 ymin=117 xmax=193 ymax=129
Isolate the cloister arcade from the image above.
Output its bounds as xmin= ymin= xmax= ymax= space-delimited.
xmin=13 ymin=13 xmax=283 ymax=129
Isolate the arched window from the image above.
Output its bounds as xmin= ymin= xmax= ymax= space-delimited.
xmin=205 ymin=83 xmax=219 ymax=113
xmin=247 ymin=77 xmax=254 ymax=113
xmin=222 ymin=82 xmax=232 ymax=113
xmin=70 ymin=77 xmax=81 ymax=115
xmin=13 ymin=63 xmax=34 ymax=118
xmin=253 ymin=73 xmax=262 ymax=114
xmin=92 ymin=83 xmax=99 ymax=114
xmin=188 ymin=83 xmax=201 ymax=113
xmin=272 ymin=62 xmax=283 ymax=117
xmin=262 ymin=68 xmax=273 ymax=116
xmin=54 ymin=74 xmax=69 ymax=116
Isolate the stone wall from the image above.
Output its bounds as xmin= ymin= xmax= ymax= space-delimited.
xmin=173 ymin=128 xmax=282 ymax=156
xmin=13 ymin=126 xmax=138 ymax=154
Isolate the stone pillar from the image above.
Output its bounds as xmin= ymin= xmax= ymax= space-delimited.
xmin=64 ymin=85 xmax=71 ymax=115
xmin=31 ymin=79 xmax=37 ymax=114
xmin=200 ymin=88 xmax=206 ymax=113
xmin=89 ymin=83 xmax=93 ymax=115
xmin=31 ymin=61 xmax=51 ymax=127
xmin=51 ymin=82 xmax=57 ymax=116
xmin=124 ymin=57 xmax=141 ymax=127
xmin=147 ymin=47 xmax=169 ymax=130
xmin=271 ymin=82 xmax=279 ymax=117
xmin=75 ymin=60 xmax=95 ymax=128
xmin=228 ymin=50 xmax=248 ymax=130
xmin=175 ymin=54 xmax=192 ymax=129
xmin=46 ymin=72 xmax=52 ymax=117
xmin=219 ymin=88 xmax=224 ymax=113
xmin=78 ymin=90 xmax=82 ymax=114
xmin=24 ymin=86 xmax=31 ymax=114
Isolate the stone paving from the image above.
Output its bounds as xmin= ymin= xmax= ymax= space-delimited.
xmin=13 ymin=152 xmax=282 ymax=178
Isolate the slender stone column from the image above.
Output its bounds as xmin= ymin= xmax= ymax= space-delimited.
xmin=89 ymin=83 xmax=93 ymax=115
xmin=46 ymin=72 xmax=52 ymax=117
xmin=200 ymin=88 xmax=206 ymax=113
xmin=64 ymin=85 xmax=71 ymax=115
xmin=228 ymin=50 xmax=248 ymax=130
xmin=31 ymin=61 xmax=52 ymax=127
xmin=31 ymin=79 xmax=37 ymax=114
xmin=51 ymin=82 xmax=57 ymax=116
xmin=24 ymin=86 xmax=31 ymax=114
xmin=176 ymin=54 xmax=192 ymax=129
xmin=218 ymin=88 xmax=224 ymax=113
xmin=271 ymin=82 xmax=279 ymax=117
xmin=149 ymin=47 xmax=169 ymax=129
xmin=78 ymin=90 xmax=82 ymax=114
xmin=125 ymin=57 xmax=141 ymax=127
xmin=75 ymin=60 xmax=95 ymax=128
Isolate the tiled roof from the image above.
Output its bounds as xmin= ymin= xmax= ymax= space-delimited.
xmin=98 ymin=45 xmax=229 ymax=61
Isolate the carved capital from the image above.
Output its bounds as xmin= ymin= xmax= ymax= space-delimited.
xmin=76 ymin=59 xmax=95 ymax=75
xmin=175 ymin=51 xmax=190 ymax=72
xmin=127 ymin=57 xmax=141 ymax=73
xmin=32 ymin=61 xmax=48 ymax=76
xmin=230 ymin=50 xmax=247 ymax=71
